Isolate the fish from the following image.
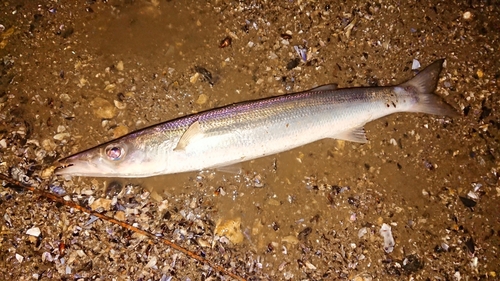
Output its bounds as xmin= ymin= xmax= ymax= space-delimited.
xmin=56 ymin=59 xmax=458 ymax=178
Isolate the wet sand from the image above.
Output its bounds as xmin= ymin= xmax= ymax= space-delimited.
xmin=0 ymin=0 xmax=499 ymax=280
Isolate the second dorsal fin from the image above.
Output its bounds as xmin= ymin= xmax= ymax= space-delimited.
xmin=310 ymin=83 xmax=338 ymax=92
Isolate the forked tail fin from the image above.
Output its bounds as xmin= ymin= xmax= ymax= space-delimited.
xmin=401 ymin=59 xmax=460 ymax=117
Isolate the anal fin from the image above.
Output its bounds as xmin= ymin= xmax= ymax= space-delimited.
xmin=174 ymin=121 xmax=204 ymax=151
xmin=334 ymin=127 xmax=368 ymax=143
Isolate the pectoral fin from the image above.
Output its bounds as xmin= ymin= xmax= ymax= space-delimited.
xmin=311 ymin=83 xmax=338 ymax=92
xmin=334 ymin=127 xmax=368 ymax=143
xmin=174 ymin=121 xmax=204 ymax=151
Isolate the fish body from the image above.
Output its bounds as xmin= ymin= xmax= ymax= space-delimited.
xmin=56 ymin=60 xmax=458 ymax=178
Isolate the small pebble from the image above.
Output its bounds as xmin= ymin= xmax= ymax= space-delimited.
xmin=59 ymin=93 xmax=71 ymax=101
xmin=90 ymin=198 xmax=113 ymax=211
xmin=195 ymin=94 xmax=208 ymax=105
xmin=219 ymin=36 xmax=232 ymax=48
xmin=53 ymin=133 xmax=70 ymax=140
xmin=41 ymin=139 xmax=57 ymax=151
xmin=215 ymin=217 xmax=243 ymax=244
xmin=112 ymin=125 xmax=129 ymax=138
xmin=380 ymin=223 xmax=395 ymax=253
xmin=294 ymin=45 xmax=307 ymax=62
xmin=114 ymin=99 xmax=126 ymax=109
xmin=4 ymin=213 xmax=12 ymax=227
xmin=85 ymin=215 xmax=99 ymax=226
xmin=190 ymin=72 xmax=200 ymax=84
xmin=26 ymin=226 xmax=41 ymax=237
xmin=57 ymin=125 xmax=66 ymax=133
xmin=350 ymin=213 xmax=357 ymax=221
xmin=104 ymin=83 xmax=116 ymax=92
xmin=15 ymin=254 xmax=24 ymax=263
xmin=92 ymin=97 xmax=117 ymax=119
xmin=116 ymin=61 xmax=124 ymax=71
xmin=476 ymin=69 xmax=483 ymax=78
xmin=467 ymin=190 xmax=479 ymax=200
xmin=114 ymin=211 xmax=126 ymax=221
xmin=49 ymin=184 xmax=66 ymax=195
xmin=305 ymin=261 xmax=316 ymax=270
xmin=463 ymin=11 xmax=472 ymax=20
xmin=412 ymin=59 xmax=420 ymax=70
xmin=145 ymin=256 xmax=157 ymax=268
xmin=358 ymin=227 xmax=368 ymax=238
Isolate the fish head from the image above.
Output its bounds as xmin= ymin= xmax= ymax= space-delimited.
xmin=55 ymin=136 xmax=165 ymax=178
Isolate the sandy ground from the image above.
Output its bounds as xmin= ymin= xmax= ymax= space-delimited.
xmin=0 ymin=0 xmax=499 ymax=280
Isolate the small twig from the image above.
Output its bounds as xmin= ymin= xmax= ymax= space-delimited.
xmin=0 ymin=173 xmax=246 ymax=281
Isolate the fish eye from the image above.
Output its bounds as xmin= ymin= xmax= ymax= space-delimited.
xmin=105 ymin=145 xmax=125 ymax=161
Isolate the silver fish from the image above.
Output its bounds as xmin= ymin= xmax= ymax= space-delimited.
xmin=56 ymin=60 xmax=458 ymax=178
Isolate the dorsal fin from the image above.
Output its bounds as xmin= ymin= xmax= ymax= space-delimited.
xmin=310 ymin=83 xmax=338 ymax=92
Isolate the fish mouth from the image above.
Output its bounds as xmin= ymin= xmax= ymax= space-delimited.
xmin=54 ymin=159 xmax=85 ymax=176
xmin=55 ymin=153 xmax=79 ymax=173
xmin=54 ymin=161 xmax=75 ymax=175
xmin=54 ymin=156 xmax=107 ymax=177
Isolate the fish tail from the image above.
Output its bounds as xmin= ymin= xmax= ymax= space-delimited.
xmin=401 ymin=59 xmax=460 ymax=117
